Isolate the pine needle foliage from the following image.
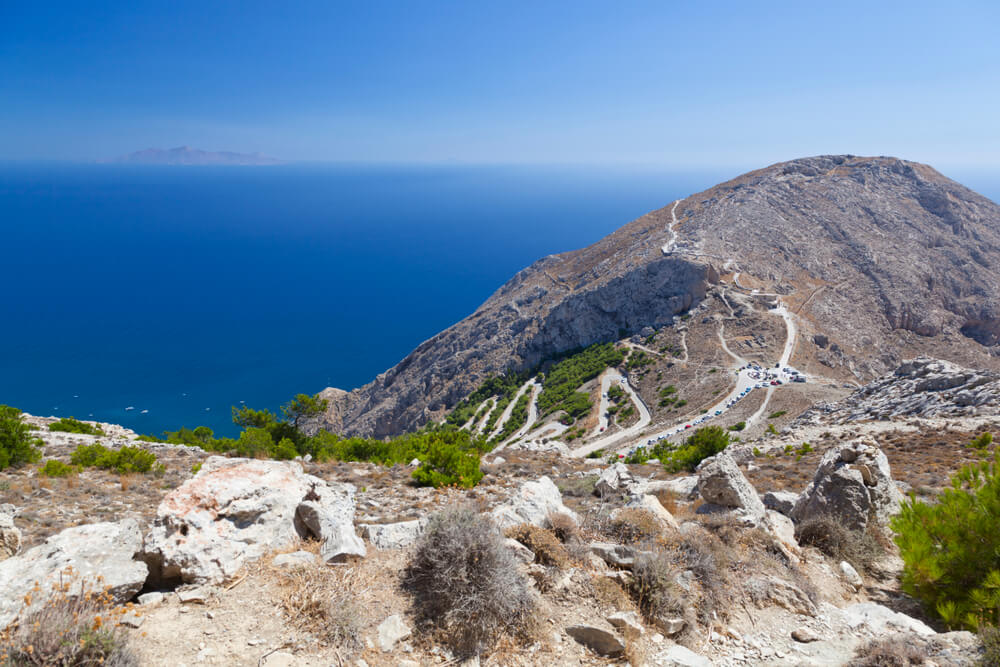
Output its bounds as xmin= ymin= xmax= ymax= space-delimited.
xmin=893 ymin=447 xmax=1000 ymax=630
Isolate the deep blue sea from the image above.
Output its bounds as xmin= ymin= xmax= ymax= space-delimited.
xmin=0 ymin=163 xmax=737 ymax=437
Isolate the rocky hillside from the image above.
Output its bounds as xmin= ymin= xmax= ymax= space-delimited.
xmin=319 ymin=156 xmax=1000 ymax=438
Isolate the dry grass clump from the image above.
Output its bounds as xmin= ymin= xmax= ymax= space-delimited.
xmin=630 ymin=550 xmax=687 ymax=627
xmin=608 ymin=508 xmax=665 ymax=545
xmin=273 ymin=554 xmax=364 ymax=649
xmin=849 ymin=637 xmax=926 ymax=666
xmin=546 ymin=512 xmax=579 ymax=543
xmin=0 ymin=580 xmax=137 ymax=666
xmin=557 ymin=475 xmax=599 ymax=497
xmin=403 ymin=506 xmax=536 ymax=659
xmin=590 ymin=576 xmax=634 ymax=611
xmin=795 ymin=516 xmax=885 ymax=575
xmin=505 ymin=524 xmax=569 ymax=568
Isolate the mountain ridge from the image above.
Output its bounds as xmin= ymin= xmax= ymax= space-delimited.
xmin=101 ymin=146 xmax=283 ymax=165
xmin=317 ymin=155 xmax=1000 ymax=439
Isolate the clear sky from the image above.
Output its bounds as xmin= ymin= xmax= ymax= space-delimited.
xmin=2 ymin=1 xmax=999 ymax=168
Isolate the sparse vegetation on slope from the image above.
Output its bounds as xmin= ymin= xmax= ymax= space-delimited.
xmin=48 ymin=416 xmax=105 ymax=436
xmin=0 ymin=405 xmax=41 ymax=471
xmin=537 ymin=343 xmax=625 ymax=417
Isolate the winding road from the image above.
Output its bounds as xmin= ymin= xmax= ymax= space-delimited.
xmin=571 ymin=373 xmax=651 ymax=458
xmin=661 ymin=200 xmax=681 ymax=255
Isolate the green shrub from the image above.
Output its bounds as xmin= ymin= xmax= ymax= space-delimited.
xmin=624 ymin=446 xmax=651 ymax=464
xmin=585 ymin=448 xmax=605 ymax=459
xmin=403 ymin=507 xmax=535 ymax=658
xmin=661 ymin=426 xmax=732 ymax=472
xmin=492 ymin=391 xmax=532 ymax=443
xmin=412 ymin=439 xmax=483 ymax=489
xmin=0 ymin=405 xmax=42 ymax=471
xmin=39 ymin=459 xmax=77 ymax=477
xmin=48 ymin=416 xmax=104 ymax=436
xmin=768 ymin=410 xmax=787 ymax=419
xmin=191 ymin=462 xmax=202 ymax=475
xmin=729 ymin=421 xmax=746 ymax=432
xmin=969 ymin=432 xmax=994 ymax=452
xmin=893 ymin=450 xmax=1000 ymax=630
xmin=70 ymin=443 xmax=157 ymax=474
xmin=560 ymin=391 xmax=592 ymax=421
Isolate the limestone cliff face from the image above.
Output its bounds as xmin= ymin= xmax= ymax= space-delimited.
xmin=318 ymin=155 xmax=1000 ymax=438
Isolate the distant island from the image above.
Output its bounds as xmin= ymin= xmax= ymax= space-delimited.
xmin=101 ymin=146 xmax=284 ymax=166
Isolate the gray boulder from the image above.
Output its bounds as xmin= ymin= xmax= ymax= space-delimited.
xmin=791 ymin=441 xmax=902 ymax=532
xmin=698 ymin=454 xmax=766 ymax=519
xmin=491 ymin=477 xmax=578 ymax=529
xmin=143 ymin=456 xmax=364 ymax=585
xmin=0 ymin=519 xmax=148 ymax=628
xmin=359 ymin=519 xmax=427 ymax=550
xmin=595 ymin=463 xmax=637 ymax=496
xmin=762 ymin=490 xmax=799 ymax=516
xmin=0 ymin=505 xmax=20 ymax=560
xmin=565 ymin=624 xmax=625 ymax=657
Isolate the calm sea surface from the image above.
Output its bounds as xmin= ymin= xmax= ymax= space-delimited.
xmin=0 ymin=163 xmax=732 ymax=436
xmin=4 ymin=163 xmax=993 ymax=436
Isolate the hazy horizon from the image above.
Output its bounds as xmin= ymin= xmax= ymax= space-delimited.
xmin=3 ymin=2 xmax=998 ymax=169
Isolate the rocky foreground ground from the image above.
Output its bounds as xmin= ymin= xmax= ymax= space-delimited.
xmin=2 ymin=380 xmax=999 ymax=666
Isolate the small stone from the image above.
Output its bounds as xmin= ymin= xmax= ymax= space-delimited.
xmin=120 ymin=612 xmax=144 ymax=628
xmin=273 ymin=550 xmax=317 ymax=569
xmin=247 ymin=638 xmax=265 ymax=646
xmin=377 ymin=614 xmax=412 ymax=652
xmin=840 ymin=560 xmax=863 ymax=588
xmin=262 ymin=651 xmax=296 ymax=667
xmin=792 ymin=627 xmax=820 ymax=643
xmin=606 ymin=611 xmax=644 ymax=639
xmin=657 ymin=617 xmax=685 ymax=635
xmin=565 ymin=624 xmax=625 ymax=657
xmin=137 ymin=592 xmax=164 ymax=606
xmin=177 ymin=586 xmax=215 ymax=604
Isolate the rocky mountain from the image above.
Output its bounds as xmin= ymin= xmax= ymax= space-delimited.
xmin=102 ymin=146 xmax=283 ymax=165
xmin=318 ymin=155 xmax=1000 ymax=438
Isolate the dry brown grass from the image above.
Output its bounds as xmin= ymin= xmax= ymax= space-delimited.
xmin=607 ymin=508 xmax=665 ymax=545
xmin=505 ymin=523 xmax=569 ymax=568
xmin=270 ymin=542 xmax=365 ymax=649
xmin=590 ymin=575 xmax=634 ymax=612
xmin=795 ymin=516 xmax=886 ymax=575
xmin=546 ymin=511 xmax=579 ymax=543
xmin=849 ymin=636 xmax=926 ymax=666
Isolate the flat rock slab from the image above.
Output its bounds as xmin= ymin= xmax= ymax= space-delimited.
xmin=566 ymin=624 xmax=625 ymax=657
xmin=377 ymin=614 xmax=412 ymax=652
xmin=0 ymin=519 xmax=148 ymax=629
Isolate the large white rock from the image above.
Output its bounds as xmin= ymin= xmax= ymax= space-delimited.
xmin=0 ymin=519 xmax=148 ymax=629
xmin=143 ymin=456 xmax=364 ymax=585
xmin=791 ymin=441 xmax=903 ymax=532
xmin=655 ymin=643 xmax=711 ymax=667
xmin=698 ymin=454 xmax=766 ymax=519
xmin=841 ymin=602 xmax=934 ymax=636
xmin=0 ymin=505 xmax=20 ymax=560
xmin=595 ymin=463 xmax=637 ymax=496
xmin=491 ymin=476 xmax=578 ymax=529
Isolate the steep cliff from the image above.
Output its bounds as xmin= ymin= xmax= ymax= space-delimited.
xmin=318 ymin=156 xmax=1000 ymax=438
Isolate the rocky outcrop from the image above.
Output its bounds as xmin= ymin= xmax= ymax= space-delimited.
xmin=318 ymin=156 xmax=1000 ymax=438
xmin=142 ymin=457 xmax=364 ymax=585
xmin=0 ymin=519 xmax=147 ymax=628
xmin=791 ymin=441 xmax=903 ymax=532
xmin=796 ymin=357 xmax=1000 ymax=425
xmin=0 ymin=505 xmax=20 ymax=560
xmin=697 ymin=454 xmax=766 ymax=521
xmin=360 ymin=519 xmax=427 ymax=550
xmin=491 ymin=476 xmax=578 ymax=529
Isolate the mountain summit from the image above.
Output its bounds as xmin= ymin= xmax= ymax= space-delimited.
xmin=102 ymin=146 xmax=283 ymax=165
xmin=317 ymin=155 xmax=1000 ymax=438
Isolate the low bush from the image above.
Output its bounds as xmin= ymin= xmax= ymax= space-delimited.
xmin=38 ymin=459 xmax=77 ymax=477
xmin=547 ymin=512 xmax=580 ymax=543
xmin=557 ymin=475 xmax=598 ymax=497
xmin=0 ymin=582 xmax=137 ymax=666
xmin=893 ymin=449 xmax=1000 ymax=630
xmin=729 ymin=421 xmax=746 ymax=432
xmin=608 ymin=508 xmax=664 ymax=545
xmin=848 ymin=637 xmax=925 ymax=666
xmin=505 ymin=523 xmax=569 ymax=567
xmin=70 ymin=443 xmax=158 ymax=474
xmin=796 ymin=516 xmax=885 ymax=575
xmin=48 ymin=416 xmax=104 ymax=436
xmin=403 ymin=507 xmax=536 ymax=658
xmin=631 ymin=550 xmax=686 ymax=626
xmin=768 ymin=410 xmax=787 ymax=419
xmin=660 ymin=426 xmax=732 ymax=472
xmin=0 ymin=405 xmax=41 ymax=471
xmin=411 ymin=438 xmax=484 ymax=489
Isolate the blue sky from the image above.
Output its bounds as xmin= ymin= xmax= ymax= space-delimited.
xmin=2 ymin=1 xmax=998 ymax=167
